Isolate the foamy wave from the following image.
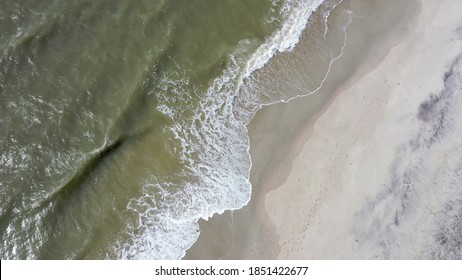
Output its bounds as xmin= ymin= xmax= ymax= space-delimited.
xmin=243 ymin=0 xmax=326 ymax=78
xmin=118 ymin=0 xmax=331 ymax=260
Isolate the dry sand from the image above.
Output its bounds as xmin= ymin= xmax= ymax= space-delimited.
xmin=185 ymin=0 xmax=462 ymax=259
xmin=265 ymin=0 xmax=462 ymax=259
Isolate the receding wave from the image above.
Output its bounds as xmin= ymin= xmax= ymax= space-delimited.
xmin=116 ymin=0 xmax=337 ymax=259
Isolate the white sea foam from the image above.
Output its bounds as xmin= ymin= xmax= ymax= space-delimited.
xmin=118 ymin=0 xmax=336 ymax=260
xmin=242 ymin=0 xmax=327 ymax=78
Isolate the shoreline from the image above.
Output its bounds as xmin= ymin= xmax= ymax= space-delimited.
xmin=185 ymin=0 xmax=462 ymax=259
xmin=265 ymin=0 xmax=462 ymax=259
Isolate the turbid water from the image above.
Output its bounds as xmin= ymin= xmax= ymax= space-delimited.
xmin=0 ymin=0 xmax=338 ymax=259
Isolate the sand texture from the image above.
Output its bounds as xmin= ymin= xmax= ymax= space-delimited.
xmin=266 ymin=0 xmax=462 ymax=259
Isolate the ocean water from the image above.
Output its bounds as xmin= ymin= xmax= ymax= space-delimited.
xmin=0 ymin=0 xmax=335 ymax=259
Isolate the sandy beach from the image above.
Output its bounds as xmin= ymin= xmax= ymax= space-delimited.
xmin=186 ymin=0 xmax=462 ymax=259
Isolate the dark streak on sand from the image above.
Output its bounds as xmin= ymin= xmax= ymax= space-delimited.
xmin=354 ymin=53 xmax=462 ymax=259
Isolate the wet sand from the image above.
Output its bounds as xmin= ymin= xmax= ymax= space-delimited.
xmin=185 ymin=0 xmax=462 ymax=259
